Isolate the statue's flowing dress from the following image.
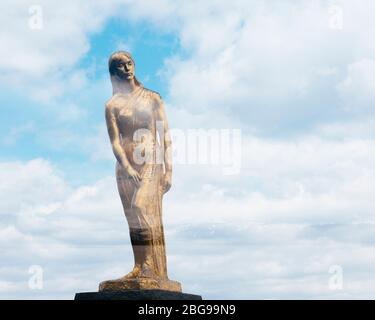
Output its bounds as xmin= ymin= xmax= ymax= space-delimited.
xmin=114 ymin=86 xmax=168 ymax=279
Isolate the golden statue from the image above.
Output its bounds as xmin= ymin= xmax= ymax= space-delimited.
xmin=99 ymin=51 xmax=181 ymax=292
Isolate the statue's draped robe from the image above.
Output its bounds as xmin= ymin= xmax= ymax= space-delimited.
xmin=114 ymin=87 xmax=168 ymax=279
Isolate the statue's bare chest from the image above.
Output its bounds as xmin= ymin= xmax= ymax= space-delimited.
xmin=114 ymin=96 xmax=155 ymax=131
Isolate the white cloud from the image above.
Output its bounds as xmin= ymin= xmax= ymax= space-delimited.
xmin=337 ymin=59 xmax=375 ymax=113
xmin=0 ymin=0 xmax=121 ymax=102
xmin=138 ymin=0 xmax=375 ymax=134
xmin=0 ymin=159 xmax=69 ymax=221
xmin=0 ymin=0 xmax=115 ymax=76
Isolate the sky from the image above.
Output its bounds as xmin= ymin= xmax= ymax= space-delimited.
xmin=1 ymin=0 xmax=375 ymax=299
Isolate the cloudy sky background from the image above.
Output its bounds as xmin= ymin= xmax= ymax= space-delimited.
xmin=1 ymin=0 xmax=375 ymax=299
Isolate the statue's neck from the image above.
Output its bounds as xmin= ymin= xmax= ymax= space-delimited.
xmin=111 ymin=77 xmax=138 ymax=95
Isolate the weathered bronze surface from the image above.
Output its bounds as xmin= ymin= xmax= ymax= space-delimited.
xmin=100 ymin=51 xmax=180 ymax=292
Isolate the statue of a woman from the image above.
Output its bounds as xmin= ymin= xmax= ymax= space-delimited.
xmin=99 ymin=51 xmax=181 ymax=292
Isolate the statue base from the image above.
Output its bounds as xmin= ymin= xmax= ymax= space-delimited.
xmin=99 ymin=278 xmax=182 ymax=292
xmin=75 ymin=289 xmax=202 ymax=300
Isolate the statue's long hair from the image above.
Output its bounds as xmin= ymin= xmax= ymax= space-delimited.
xmin=108 ymin=51 xmax=142 ymax=87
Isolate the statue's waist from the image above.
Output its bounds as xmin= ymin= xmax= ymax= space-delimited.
xmin=121 ymin=135 xmax=158 ymax=146
xmin=121 ymin=139 xmax=160 ymax=154
xmin=120 ymin=137 xmax=163 ymax=166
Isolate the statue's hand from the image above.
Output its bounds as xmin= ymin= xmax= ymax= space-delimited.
xmin=162 ymin=172 xmax=172 ymax=194
xmin=127 ymin=166 xmax=141 ymax=187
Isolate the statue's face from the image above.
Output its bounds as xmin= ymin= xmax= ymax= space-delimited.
xmin=115 ymin=56 xmax=135 ymax=81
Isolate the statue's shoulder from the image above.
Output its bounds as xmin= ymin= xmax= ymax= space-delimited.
xmin=105 ymin=94 xmax=122 ymax=111
xmin=142 ymin=87 xmax=162 ymax=102
xmin=105 ymin=95 xmax=116 ymax=107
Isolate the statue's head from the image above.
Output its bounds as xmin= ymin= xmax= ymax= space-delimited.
xmin=108 ymin=51 xmax=141 ymax=86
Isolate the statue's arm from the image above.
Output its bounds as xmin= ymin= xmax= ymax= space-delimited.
xmin=155 ymin=95 xmax=172 ymax=175
xmin=105 ymin=103 xmax=132 ymax=171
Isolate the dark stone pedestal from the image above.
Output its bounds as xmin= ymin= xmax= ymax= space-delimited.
xmin=75 ymin=290 xmax=202 ymax=300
